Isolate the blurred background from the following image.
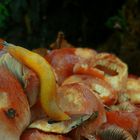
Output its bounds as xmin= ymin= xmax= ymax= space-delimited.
xmin=0 ymin=0 xmax=140 ymax=75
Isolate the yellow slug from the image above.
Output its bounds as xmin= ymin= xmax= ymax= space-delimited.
xmin=7 ymin=45 xmax=70 ymax=121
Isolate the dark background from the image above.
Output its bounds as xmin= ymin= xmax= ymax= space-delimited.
xmin=0 ymin=0 xmax=140 ymax=75
xmin=0 ymin=0 xmax=125 ymax=48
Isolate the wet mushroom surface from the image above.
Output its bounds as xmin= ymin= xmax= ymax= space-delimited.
xmin=0 ymin=40 xmax=140 ymax=140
